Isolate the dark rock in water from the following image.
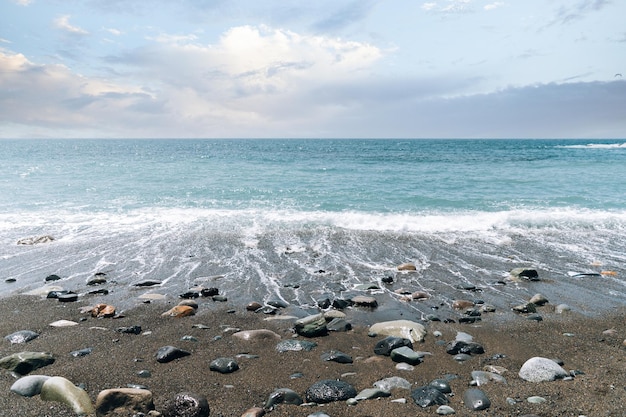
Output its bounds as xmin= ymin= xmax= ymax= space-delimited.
xmin=57 ymin=293 xmax=79 ymax=302
xmin=156 ymin=346 xmax=191 ymax=363
xmin=512 ymin=302 xmax=537 ymax=314
xmin=294 ymin=314 xmax=328 ymax=337
xmin=95 ymin=388 xmax=155 ymax=416
xmin=5 ymin=278 xmax=17 ymax=283
xmin=88 ymin=288 xmax=109 ymax=295
xmin=45 ymin=274 xmax=61 ymax=282
xmin=70 ymin=347 xmax=93 ymax=357
xmin=305 ymin=379 xmax=357 ymax=404
xmin=316 ymin=296 xmax=332 ymax=309
xmin=212 ymin=295 xmax=227 ymax=302
xmin=411 ymin=386 xmax=449 ymax=408
xmin=179 ymin=291 xmax=200 ymax=299
xmin=86 ymin=275 xmax=107 ymax=285
xmin=267 ymin=300 xmax=288 ymax=308
xmin=326 ymin=317 xmax=352 ymax=332
xmin=209 ymin=357 xmax=239 ymax=373
xmin=0 ymin=351 xmax=55 ymax=375
xmin=320 ymin=350 xmax=353 ymax=364
xmin=264 ymin=388 xmax=303 ymax=409
xmin=381 ymin=275 xmax=394 ymax=284
xmin=276 ymin=340 xmax=317 ymax=353
xmin=5 ymin=330 xmax=39 ymax=344
xmin=256 ymin=306 xmax=277 ymax=315
xmin=374 ymin=336 xmax=413 ymax=356
xmin=428 ymin=379 xmax=452 ymax=394
xmin=117 ymin=325 xmax=142 ymax=335
xmin=463 ymin=388 xmax=491 ymax=410
xmin=200 ymin=287 xmax=219 ymax=297
xmin=162 ymin=392 xmax=210 ymax=417
xmin=510 ymin=267 xmax=539 ymax=281
xmin=332 ymin=298 xmax=352 ymax=309
xmin=133 ymin=280 xmax=161 ymax=287
xmin=445 ymin=340 xmax=485 ymax=355
xmin=46 ymin=290 xmax=73 ymax=299
xmin=246 ymin=302 xmax=263 ymax=311
xmin=459 ymin=316 xmax=481 ymax=324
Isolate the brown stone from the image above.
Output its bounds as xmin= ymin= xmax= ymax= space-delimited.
xmin=95 ymin=388 xmax=154 ymax=416
xmin=411 ymin=291 xmax=430 ymax=300
xmin=452 ymin=300 xmax=474 ymax=310
xmin=397 ymin=263 xmax=417 ymax=271
xmin=92 ymin=304 xmax=116 ymax=318
xmin=246 ymin=302 xmax=263 ymax=311
xmin=161 ymin=305 xmax=196 ymax=318
xmin=241 ymin=407 xmax=265 ymax=417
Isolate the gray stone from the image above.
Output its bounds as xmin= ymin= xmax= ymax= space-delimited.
xmin=264 ymin=388 xmax=303 ymax=409
xmin=428 ymin=379 xmax=452 ymax=394
xmin=374 ymin=336 xmax=413 ymax=356
xmin=555 ymin=304 xmax=571 ymax=314
xmin=320 ymin=350 xmax=353 ymax=364
xmin=390 ymin=346 xmax=423 ymax=365
xmin=373 ymin=376 xmax=412 ymax=391
xmin=10 ymin=375 xmax=51 ymax=397
xmin=463 ymin=388 xmax=491 ymax=410
xmin=232 ymin=329 xmax=281 ymax=341
xmin=95 ymin=388 xmax=155 ymax=416
xmin=354 ymin=388 xmax=390 ymax=401
xmin=0 ymin=351 xmax=55 ymax=375
xmin=445 ymin=340 xmax=484 ymax=355
xmin=519 ymin=357 xmax=568 ymax=382
xmin=40 ymin=376 xmax=95 ymax=415
xmin=70 ymin=347 xmax=93 ymax=357
xmin=411 ymin=386 xmax=449 ymax=408
xmin=326 ymin=317 xmax=352 ymax=332
xmin=512 ymin=302 xmax=537 ymax=314
xmin=351 ymin=295 xmax=378 ymax=307
xmin=4 ymin=330 xmax=39 ymax=344
xmin=529 ymin=293 xmax=549 ymax=306
xmin=436 ymin=405 xmax=456 ymax=415
xmin=510 ymin=267 xmax=539 ymax=281
xmin=162 ymin=392 xmax=210 ymax=417
xmin=294 ymin=314 xmax=328 ymax=337
xmin=276 ymin=339 xmax=317 ymax=352
xmin=471 ymin=370 xmax=507 ymax=385
xmin=369 ymin=320 xmax=427 ymax=343
xmin=156 ymin=346 xmax=191 ymax=363
xmin=305 ymin=379 xmax=357 ymax=403
xmin=209 ymin=357 xmax=239 ymax=373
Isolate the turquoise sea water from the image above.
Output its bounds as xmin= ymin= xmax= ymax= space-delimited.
xmin=1 ymin=139 xmax=625 ymax=320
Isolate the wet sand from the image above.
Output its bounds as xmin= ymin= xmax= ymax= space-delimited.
xmin=1 ymin=294 xmax=625 ymax=416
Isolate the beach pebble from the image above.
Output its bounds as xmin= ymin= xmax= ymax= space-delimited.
xmin=512 ymin=302 xmax=537 ymax=314
xmin=264 ymin=388 xmax=303 ymax=409
xmin=156 ymin=346 xmax=191 ymax=363
xmin=49 ymin=319 xmax=79 ymax=327
xmin=390 ymin=346 xmax=424 ymax=365
xmin=321 ymin=350 xmax=353 ymax=364
xmin=446 ymin=340 xmax=484 ymax=355
xmin=529 ymin=293 xmax=549 ymax=306
xmin=436 ymin=405 xmax=456 ymax=415
xmin=0 ymin=351 xmax=55 ymax=375
xmin=276 ymin=339 xmax=317 ymax=352
xmin=355 ymin=388 xmax=391 ymax=401
xmin=162 ymin=392 xmax=210 ymax=417
xmin=4 ymin=330 xmax=39 ymax=344
xmin=369 ymin=319 xmax=427 ymax=343
xmin=510 ymin=267 xmax=539 ymax=281
xmin=396 ymin=362 xmax=415 ymax=371
xmin=40 ymin=376 xmax=95 ymax=415
xmin=454 ymin=353 xmax=472 ymax=362
xmin=70 ymin=347 xmax=93 ymax=357
xmin=10 ymin=375 xmax=51 ymax=397
xmin=57 ymin=292 xmax=79 ymax=302
xmin=428 ymin=379 xmax=452 ymax=394
xmin=373 ymin=376 xmax=412 ymax=391
xmin=162 ymin=305 xmax=196 ymax=318
xmin=351 ymin=295 xmax=378 ymax=308
xmin=117 ymin=325 xmax=142 ymax=335
xmin=232 ymin=329 xmax=281 ymax=341
xmin=305 ymin=379 xmax=357 ymax=403
xmin=133 ymin=280 xmax=162 ymax=287
xmin=241 ymin=407 xmax=265 ymax=417
xmin=294 ymin=314 xmax=328 ymax=337
xmin=471 ymin=370 xmax=507 ymax=386
xmin=411 ymin=386 xmax=449 ymax=408
xmin=519 ymin=357 xmax=569 ymax=382
xmin=463 ymin=388 xmax=491 ymax=410
xmin=95 ymin=388 xmax=155 ymax=416
xmin=527 ymin=395 xmax=547 ymax=404
xmin=209 ymin=357 xmax=239 ymax=373
xmin=374 ymin=335 xmax=413 ymax=356
xmin=555 ymin=304 xmax=572 ymax=314
xmin=452 ymin=300 xmax=474 ymax=310
xmin=326 ymin=317 xmax=352 ymax=332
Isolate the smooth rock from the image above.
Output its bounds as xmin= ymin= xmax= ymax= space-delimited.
xmin=10 ymin=375 xmax=51 ymax=397
xmin=446 ymin=340 xmax=484 ymax=355
xmin=95 ymin=388 xmax=155 ymax=416
xmin=390 ymin=346 xmax=423 ymax=365
xmin=354 ymin=388 xmax=390 ymax=401
xmin=519 ymin=357 xmax=569 ymax=382
xmin=398 ymin=262 xmax=417 ymax=271
xmin=436 ymin=405 xmax=456 ymax=415
xmin=117 ymin=325 xmax=142 ymax=335
xmin=209 ymin=357 xmax=239 ymax=373
xmin=555 ymin=303 xmax=572 ymax=314
xmin=320 ymin=350 xmax=353 ymax=364
xmin=0 ymin=351 xmax=55 ymax=375
xmin=463 ymin=388 xmax=491 ymax=410
xmin=156 ymin=346 xmax=191 ymax=363
xmin=246 ymin=302 xmax=263 ymax=311
xmin=529 ymin=293 xmax=549 ymax=306
xmin=452 ymin=300 xmax=474 ymax=310
xmin=162 ymin=305 xmax=196 ymax=318
xmin=133 ymin=280 xmax=162 ymax=287
xmin=527 ymin=395 xmax=547 ymax=404
xmin=4 ymin=330 xmax=39 ymax=344
xmin=162 ymin=392 xmax=210 ymax=417
xmin=241 ymin=407 xmax=265 ymax=417
xmin=373 ymin=376 xmax=412 ymax=391
xmin=374 ymin=335 xmax=413 ymax=356
xmin=351 ymin=295 xmax=378 ymax=308
xmin=471 ymin=370 xmax=507 ymax=385
xmin=276 ymin=339 xmax=317 ymax=352
xmin=294 ymin=314 xmax=328 ymax=337
xmin=232 ymin=329 xmax=281 ymax=341
xmin=326 ymin=317 xmax=352 ymax=332
xmin=411 ymin=386 xmax=449 ymax=408
xmin=305 ymin=379 xmax=357 ymax=404
xmin=40 ymin=376 xmax=95 ymax=415
xmin=264 ymin=388 xmax=303 ymax=409
xmin=50 ymin=320 xmax=79 ymax=327
xmin=512 ymin=302 xmax=537 ymax=314
xmin=57 ymin=293 xmax=79 ymax=302
xmin=510 ymin=267 xmax=539 ymax=281
xmin=70 ymin=347 xmax=93 ymax=357
xmin=369 ymin=320 xmax=427 ymax=343
xmin=428 ymin=379 xmax=452 ymax=394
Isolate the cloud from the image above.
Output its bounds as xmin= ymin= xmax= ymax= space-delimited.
xmin=54 ymin=15 xmax=89 ymax=36
xmin=422 ymin=0 xmax=473 ymax=14
xmin=12 ymin=0 xmax=32 ymax=5
xmin=550 ymin=0 xmax=612 ymax=26
xmin=311 ymin=0 xmax=377 ymax=32
xmin=484 ymin=2 xmax=504 ymax=11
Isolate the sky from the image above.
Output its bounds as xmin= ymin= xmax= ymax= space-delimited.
xmin=0 ymin=0 xmax=625 ymax=139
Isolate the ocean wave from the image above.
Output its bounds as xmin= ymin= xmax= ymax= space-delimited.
xmin=556 ymin=142 xmax=626 ymax=149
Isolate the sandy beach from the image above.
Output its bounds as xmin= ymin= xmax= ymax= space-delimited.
xmin=1 ymin=291 xmax=625 ymax=417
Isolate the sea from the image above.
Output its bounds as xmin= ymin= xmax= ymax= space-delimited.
xmin=1 ymin=139 xmax=625 ymax=322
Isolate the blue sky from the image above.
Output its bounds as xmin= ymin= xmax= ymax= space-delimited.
xmin=1 ymin=0 xmax=625 ymax=138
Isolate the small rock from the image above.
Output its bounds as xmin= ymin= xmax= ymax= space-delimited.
xmin=70 ymin=348 xmax=93 ymax=357
xmin=0 ymin=351 xmax=55 ymax=375
xmin=373 ymin=376 xmax=412 ymax=391
xmin=209 ymin=357 xmax=239 ymax=373
xmin=527 ymin=395 xmax=547 ymax=404
xmin=398 ymin=262 xmax=417 ymax=271
xmin=133 ymin=280 xmax=162 ymax=287
xmin=452 ymin=300 xmax=474 ymax=310
xmin=326 ymin=317 xmax=352 ymax=332
xmin=320 ymin=350 xmax=353 ymax=364
xmin=161 ymin=305 xmax=196 ymax=318
xmin=519 ymin=357 xmax=569 ymax=382
xmin=40 ymin=376 xmax=95 ymax=415
xmin=294 ymin=314 xmax=328 ymax=337
xmin=91 ymin=303 xmax=116 ymax=318
xmin=156 ymin=346 xmax=191 ymax=363
xmin=411 ymin=386 xmax=449 ymax=408
xmin=390 ymin=346 xmax=423 ymax=365
xmin=162 ymin=392 xmax=210 ymax=417
xmin=355 ymin=388 xmax=390 ymax=401
xmin=276 ymin=340 xmax=317 ymax=352
xmin=445 ymin=340 xmax=484 ymax=355
xmin=17 ymin=235 xmax=55 ymax=245
xmin=374 ymin=336 xmax=413 ymax=356
xmin=529 ymin=293 xmax=549 ymax=306
xmin=4 ymin=330 xmax=39 ymax=344
xmin=510 ymin=267 xmax=539 ymax=281
xmin=512 ymin=302 xmax=537 ymax=314
xmin=10 ymin=375 xmax=51 ymax=397
xmin=246 ymin=301 xmax=263 ymax=311
xmin=117 ymin=325 xmax=142 ymax=335
xmin=369 ymin=320 xmax=426 ymax=343
xmin=49 ymin=320 xmax=79 ymax=327
xmin=351 ymin=295 xmax=378 ymax=308
xmin=463 ymin=388 xmax=491 ymax=410
xmin=95 ymin=388 xmax=155 ymax=416
xmin=555 ymin=304 xmax=571 ymax=314
xmin=436 ymin=405 xmax=456 ymax=415
xmin=57 ymin=293 xmax=79 ymax=302
xmin=305 ymin=379 xmax=357 ymax=403
xmin=241 ymin=407 xmax=265 ymax=417
xmin=264 ymin=388 xmax=303 ymax=409
xmin=232 ymin=329 xmax=281 ymax=341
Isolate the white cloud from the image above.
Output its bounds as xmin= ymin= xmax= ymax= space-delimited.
xmin=484 ymin=2 xmax=504 ymax=11
xmin=54 ymin=15 xmax=89 ymax=36
xmin=12 ymin=0 xmax=33 ymax=5
xmin=105 ymin=28 xmax=123 ymax=36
